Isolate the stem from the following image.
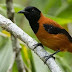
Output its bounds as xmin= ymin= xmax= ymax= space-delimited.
xmin=6 ymin=0 xmax=26 ymax=72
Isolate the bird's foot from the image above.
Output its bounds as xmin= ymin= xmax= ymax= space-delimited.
xmin=33 ymin=43 xmax=44 ymax=50
xmin=44 ymin=49 xmax=60 ymax=64
xmin=44 ymin=55 xmax=55 ymax=64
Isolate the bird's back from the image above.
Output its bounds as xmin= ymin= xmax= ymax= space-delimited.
xmin=36 ymin=13 xmax=72 ymax=52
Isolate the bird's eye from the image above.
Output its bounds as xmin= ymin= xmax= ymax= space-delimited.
xmin=32 ymin=9 xmax=34 ymax=12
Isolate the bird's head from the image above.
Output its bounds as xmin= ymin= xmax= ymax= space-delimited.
xmin=18 ymin=6 xmax=41 ymax=23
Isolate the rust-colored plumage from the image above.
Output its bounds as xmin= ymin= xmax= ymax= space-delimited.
xmin=36 ymin=13 xmax=72 ymax=52
xmin=18 ymin=6 xmax=72 ymax=53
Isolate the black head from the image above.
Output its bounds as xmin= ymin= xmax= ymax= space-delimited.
xmin=18 ymin=6 xmax=41 ymax=23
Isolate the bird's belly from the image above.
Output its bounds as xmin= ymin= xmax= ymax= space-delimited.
xmin=36 ymin=31 xmax=71 ymax=51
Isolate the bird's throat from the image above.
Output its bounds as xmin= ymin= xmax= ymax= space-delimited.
xmin=29 ymin=21 xmax=39 ymax=34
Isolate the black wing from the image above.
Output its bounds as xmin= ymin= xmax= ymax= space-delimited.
xmin=43 ymin=24 xmax=72 ymax=42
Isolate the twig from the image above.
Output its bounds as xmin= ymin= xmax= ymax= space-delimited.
xmin=6 ymin=0 xmax=26 ymax=72
xmin=68 ymin=23 xmax=72 ymax=36
xmin=0 ymin=14 xmax=62 ymax=72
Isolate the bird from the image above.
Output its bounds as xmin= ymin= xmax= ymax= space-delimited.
xmin=18 ymin=6 xmax=72 ymax=62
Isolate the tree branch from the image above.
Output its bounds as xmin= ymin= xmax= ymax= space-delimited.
xmin=0 ymin=14 xmax=62 ymax=72
xmin=68 ymin=23 xmax=72 ymax=36
xmin=6 ymin=0 xmax=26 ymax=72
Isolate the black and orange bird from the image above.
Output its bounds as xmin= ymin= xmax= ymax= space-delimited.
xmin=18 ymin=6 xmax=72 ymax=61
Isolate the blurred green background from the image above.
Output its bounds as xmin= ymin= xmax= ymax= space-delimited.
xmin=0 ymin=0 xmax=72 ymax=72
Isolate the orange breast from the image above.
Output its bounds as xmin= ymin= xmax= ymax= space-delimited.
xmin=36 ymin=13 xmax=72 ymax=52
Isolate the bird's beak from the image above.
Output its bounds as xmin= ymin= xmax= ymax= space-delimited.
xmin=18 ymin=10 xmax=25 ymax=14
xmin=18 ymin=10 xmax=29 ymax=14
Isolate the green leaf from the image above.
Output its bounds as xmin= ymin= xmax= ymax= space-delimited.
xmin=56 ymin=54 xmax=72 ymax=72
xmin=12 ymin=61 xmax=18 ymax=72
xmin=54 ymin=2 xmax=68 ymax=16
xmin=0 ymin=4 xmax=24 ymax=13
xmin=0 ymin=38 xmax=13 ymax=72
xmin=57 ymin=5 xmax=72 ymax=19
xmin=0 ymin=7 xmax=6 ymax=16
xmin=44 ymin=0 xmax=61 ymax=15
xmin=14 ymin=4 xmax=24 ymax=12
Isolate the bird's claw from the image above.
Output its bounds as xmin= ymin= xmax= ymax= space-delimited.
xmin=44 ymin=50 xmax=60 ymax=64
xmin=44 ymin=55 xmax=55 ymax=64
xmin=33 ymin=43 xmax=44 ymax=50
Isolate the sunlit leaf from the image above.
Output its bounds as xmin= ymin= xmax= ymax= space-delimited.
xmin=21 ymin=44 xmax=31 ymax=71
xmin=22 ymin=45 xmax=29 ymax=60
xmin=2 ymin=30 xmax=11 ymax=37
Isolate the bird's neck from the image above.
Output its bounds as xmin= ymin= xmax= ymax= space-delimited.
xmin=38 ymin=13 xmax=45 ymax=24
xmin=29 ymin=21 xmax=39 ymax=34
xmin=29 ymin=13 xmax=45 ymax=34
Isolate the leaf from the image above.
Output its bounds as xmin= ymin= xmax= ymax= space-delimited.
xmin=0 ymin=7 xmax=6 ymax=16
xmin=14 ymin=4 xmax=24 ymax=12
xmin=44 ymin=0 xmax=61 ymax=15
xmin=0 ymin=38 xmax=13 ymax=72
xmin=0 ymin=4 xmax=24 ymax=13
xmin=21 ymin=44 xmax=31 ymax=72
xmin=56 ymin=55 xmax=72 ymax=72
xmin=12 ymin=61 xmax=18 ymax=72
xmin=57 ymin=4 xmax=72 ymax=19
xmin=2 ymin=30 xmax=11 ymax=37
xmin=54 ymin=2 xmax=68 ymax=16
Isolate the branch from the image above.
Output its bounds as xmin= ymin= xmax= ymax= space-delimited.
xmin=0 ymin=14 xmax=62 ymax=72
xmin=6 ymin=0 xmax=26 ymax=72
xmin=6 ymin=0 xmax=15 ymax=22
xmin=6 ymin=1 xmax=16 ymax=71
xmin=68 ymin=23 xmax=72 ymax=36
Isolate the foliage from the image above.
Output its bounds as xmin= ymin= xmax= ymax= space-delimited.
xmin=0 ymin=0 xmax=72 ymax=72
